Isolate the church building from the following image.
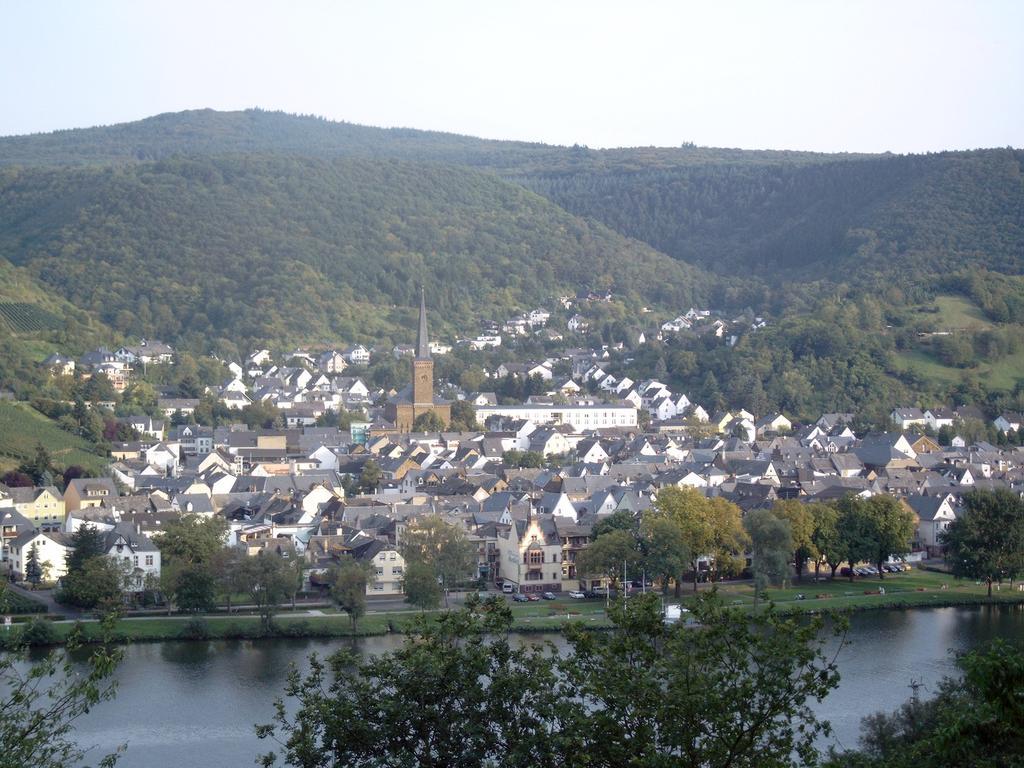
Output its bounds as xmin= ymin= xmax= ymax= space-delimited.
xmin=383 ymin=290 xmax=451 ymax=432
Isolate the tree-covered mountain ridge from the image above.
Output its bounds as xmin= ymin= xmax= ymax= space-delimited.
xmin=2 ymin=108 xmax=1019 ymax=299
xmin=0 ymin=107 xmax=871 ymax=171
xmin=0 ymin=154 xmax=714 ymax=351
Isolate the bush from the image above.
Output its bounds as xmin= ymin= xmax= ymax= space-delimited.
xmin=278 ymin=620 xmax=310 ymax=638
xmin=20 ymin=617 xmax=57 ymax=646
xmin=179 ymin=617 xmax=211 ymax=640
xmin=221 ymin=622 xmax=264 ymax=640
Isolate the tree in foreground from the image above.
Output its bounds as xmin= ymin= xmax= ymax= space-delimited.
xmin=157 ymin=515 xmax=227 ymax=613
xmin=650 ymin=487 xmax=748 ymax=592
xmin=256 ymin=593 xmax=843 ymax=768
xmin=744 ymin=508 xmax=793 ymax=608
xmin=241 ymin=553 xmax=297 ymax=633
xmin=0 ymin=604 xmax=124 ymax=768
xmin=829 ymin=639 xmax=1024 ymax=768
xmin=941 ymin=488 xmax=1024 ymax=597
xmin=401 ymin=515 xmax=475 ymax=607
xmin=59 ymin=556 xmax=126 ymax=611
xmin=402 ymin=560 xmax=441 ymax=611
xmin=574 ymin=528 xmax=640 ymax=591
xmin=25 ymin=543 xmax=43 ymax=588
xmin=772 ymin=499 xmax=819 ymax=581
xmin=330 ymin=557 xmax=370 ymax=630
xmin=861 ymin=495 xmax=915 ymax=579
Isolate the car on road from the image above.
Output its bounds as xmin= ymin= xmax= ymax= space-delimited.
xmin=512 ymin=593 xmax=529 ymax=602
xmin=542 ymin=592 xmax=557 ymax=600
xmin=568 ymin=591 xmax=586 ymax=599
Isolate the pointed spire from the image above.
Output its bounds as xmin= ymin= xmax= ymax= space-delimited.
xmin=416 ymin=286 xmax=431 ymax=360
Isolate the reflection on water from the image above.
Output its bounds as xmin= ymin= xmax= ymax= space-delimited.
xmin=67 ymin=605 xmax=1024 ymax=767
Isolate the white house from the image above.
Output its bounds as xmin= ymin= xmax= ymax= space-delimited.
xmin=891 ymin=408 xmax=927 ymax=430
xmin=102 ymin=524 xmax=161 ymax=591
xmin=344 ymin=345 xmax=371 ymax=365
xmin=9 ymin=530 xmax=72 ymax=581
xmin=924 ymin=407 xmax=956 ymax=431
xmin=994 ymin=412 xmax=1023 ymax=434
xmin=478 ymin=404 xmax=638 ymax=431
xmin=906 ymin=494 xmax=957 ymax=555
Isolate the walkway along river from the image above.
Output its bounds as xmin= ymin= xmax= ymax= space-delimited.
xmin=63 ymin=604 xmax=1024 ymax=768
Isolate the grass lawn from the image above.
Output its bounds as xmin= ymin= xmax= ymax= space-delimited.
xmin=34 ymin=570 xmax=1024 ymax=646
xmin=684 ymin=568 xmax=1024 ymax=613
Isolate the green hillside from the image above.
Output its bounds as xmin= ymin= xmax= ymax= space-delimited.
xmin=0 ymin=109 xmax=1020 ymax=418
xmin=517 ymin=148 xmax=1024 ymax=297
xmin=0 ymin=108 xmax=856 ymax=172
xmin=0 ymin=402 xmax=108 ymax=475
xmin=2 ymin=109 xmax=1017 ymax=304
xmin=0 ymin=155 xmax=716 ymax=351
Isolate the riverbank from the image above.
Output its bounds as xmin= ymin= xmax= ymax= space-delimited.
xmin=11 ymin=569 xmax=1024 ymax=646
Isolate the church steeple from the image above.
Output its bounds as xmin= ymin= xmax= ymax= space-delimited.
xmin=416 ymin=286 xmax=431 ymax=360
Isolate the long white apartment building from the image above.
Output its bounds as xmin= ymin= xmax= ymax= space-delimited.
xmin=476 ymin=403 xmax=638 ymax=431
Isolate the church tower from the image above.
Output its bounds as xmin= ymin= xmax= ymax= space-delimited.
xmin=384 ymin=288 xmax=450 ymax=432
xmin=412 ymin=287 xmax=434 ymax=410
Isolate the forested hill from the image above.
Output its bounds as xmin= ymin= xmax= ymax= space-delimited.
xmin=2 ymin=109 xmax=1019 ymax=300
xmin=0 ymin=108 xmax=851 ymax=172
xmin=517 ymin=148 xmax=1024 ymax=291
xmin=0 ymin=155 xmax=713 ymax=350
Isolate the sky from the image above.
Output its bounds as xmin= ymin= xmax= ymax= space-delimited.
xmin=1 ymin=0 xmax=1021 ymax=153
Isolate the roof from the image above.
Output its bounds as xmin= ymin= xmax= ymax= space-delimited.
xmin=416 ymin=288 xmax=431 ymax=360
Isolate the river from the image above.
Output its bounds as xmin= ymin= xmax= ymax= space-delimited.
xmin=62 ymin=605 xmax=1024 ymax=767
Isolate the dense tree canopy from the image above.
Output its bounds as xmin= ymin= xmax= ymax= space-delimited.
xmin=256 ymin=592 xmax=843 ymax=768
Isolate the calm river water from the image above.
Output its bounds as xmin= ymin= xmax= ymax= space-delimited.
xmin=64 ymin=605 xmax=1024 ymax=767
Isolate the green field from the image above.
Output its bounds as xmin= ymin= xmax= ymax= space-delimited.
xmin=893 ymin=294 xmax=1024 ymax=391
xmin=890 ymin=348 xmax=963 ymax=386
xmin=931 ymin=295 xmax=993 ymax=331
xmin=0 ymin=402 xmax=108 ymax=474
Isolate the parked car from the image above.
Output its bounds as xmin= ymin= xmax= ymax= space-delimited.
xmin=502 ymin=582 xmax=515 ymax=594
xmin=512 ymin=593 xmax=529 ymax=602
xmin=568 ymin=591 xmax=586 ymax=599
xmin=527 ymin=593 xmax=541 ymax=601
xmin=583 ymin=590 xmax=600 ymax=599
xmin=542 ymin=592 xmax=557 ymax=600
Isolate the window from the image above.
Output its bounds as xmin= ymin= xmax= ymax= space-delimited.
xmin=392 ymin=566 xmax=403 ymax=575
xmin=373 ymin=583 xmax=384 ymax=591
xmin=145 ymin=555 xmax=153 ymax=566
xmin=529 ymin=550 xmax=543 ymax=566
xmin=133 ymin=556 xmax=138 ymax=567
xmin=375 ymin=568 xmax=384 ymax=576
xmin=389 ymin=552 xmax=397 ymax=560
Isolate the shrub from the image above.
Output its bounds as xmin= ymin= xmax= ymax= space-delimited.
xmin=20 ymin=617 xmax=57 ymax=646
xmin=179 ymin=617 xmax=211 ymax=640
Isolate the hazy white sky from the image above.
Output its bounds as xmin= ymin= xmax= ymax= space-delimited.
xmin=2 ymin=0 xmax=1021 ymax=152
